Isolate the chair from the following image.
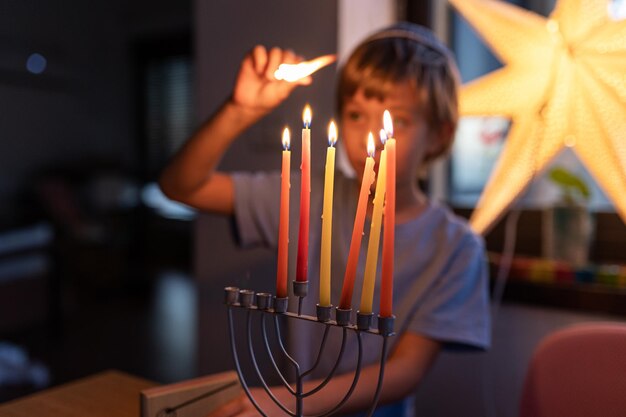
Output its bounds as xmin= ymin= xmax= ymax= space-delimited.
xmin=519 ymin=322 xmax=626 ymax=417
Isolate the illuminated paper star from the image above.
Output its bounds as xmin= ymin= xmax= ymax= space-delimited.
xmin=449 ymin=0 xmax=626 ymax=235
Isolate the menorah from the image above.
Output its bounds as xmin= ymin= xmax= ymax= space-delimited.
xmin=224 ymin=281 xmax=396 ymax=417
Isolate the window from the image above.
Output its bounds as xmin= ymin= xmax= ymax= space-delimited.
xmin=144 ymin=55 xmax=194 ymax=178
xmin=134 ymin=34 xmax=196 ymax=220
xmin=134 ymin=33 xmax=193 ymax=181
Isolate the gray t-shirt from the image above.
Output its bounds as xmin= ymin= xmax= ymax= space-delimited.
xmin=232 ymin=169 xmax=491 ymax=414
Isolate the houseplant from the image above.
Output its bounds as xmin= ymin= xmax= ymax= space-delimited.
xmin=543 ymin=166 xmax=594 ymax=267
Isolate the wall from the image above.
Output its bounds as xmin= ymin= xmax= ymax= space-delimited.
xmin=0 ymin=0 xmax=191 ymax=223
xmin=0 ymin=1 xmax=129 ymax=221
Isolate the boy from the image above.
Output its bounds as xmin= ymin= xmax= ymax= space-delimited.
xmin=161 ymin=22 xmax=490 ymax=417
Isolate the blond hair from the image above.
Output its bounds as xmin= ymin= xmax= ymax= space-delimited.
xmin=337 ymin=22 xmax=460 ymax=164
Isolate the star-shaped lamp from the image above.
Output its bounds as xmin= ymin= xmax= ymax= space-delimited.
xmin=449 ymin=0 xmax=626 ymax=235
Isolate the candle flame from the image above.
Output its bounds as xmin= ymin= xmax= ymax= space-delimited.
xmin=367 ymin=132 xmax=376 ymax=158
xmin=383 ymin=110 xmax=393 ymax=138
xmin=282 ymin=127 xmax=291 ymax=150
xmin=274 ymin=54 xmax=336 ymax=82
xmin=328 ymin=121 xmax=338 ymax=147
xmin=303 ymin=105 xmax=312 ymax=128
xmin=379 ymin=129 xmax=388 ymax=146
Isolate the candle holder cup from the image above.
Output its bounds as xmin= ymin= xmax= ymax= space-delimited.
xmin=274 ymin=297 xmax=289 ymax=314
xmin=293 ymin=280 xmax=309 ymax=316
xmin=225 ymin=285 xmax=395 ymax=417
xmin=356 ymin=311 xmax=373 ymax=331
xmin=335 ymin=307 xmax=352 ymax=327
xmin=316 ymin=304 xmax=333 ymax=323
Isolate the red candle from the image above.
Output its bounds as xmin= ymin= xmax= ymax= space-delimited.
xmin=380 ymin=111 xmax=395 ymax=317
xmin=339 ymin=133 xmax=376 ymax=310
xmin=276 ymin=127 xmax=291 ymax=298
xmin=296 ymin=105 xmax=312 ymax=283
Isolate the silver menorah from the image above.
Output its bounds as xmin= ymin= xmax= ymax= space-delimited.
xmin=224 ymin=281 xmax=395 ymax=417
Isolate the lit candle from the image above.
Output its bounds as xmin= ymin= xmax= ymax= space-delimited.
xmin=339 ymin=133 xmax=376 ymax=310
xmin=380 ymin=111 xmax=395 ymax=317
xmin=359 ymin=129 xmax=387 ymax=314
xmin=274 ymin=54 xmax=336 ymax=82
xmin=276 ymin=127 xmax=291 ymax=299
xmin=319 ymin=121 xmax=338 ymax=307
xmin=296 ymin=105 xmax=312 ymax=283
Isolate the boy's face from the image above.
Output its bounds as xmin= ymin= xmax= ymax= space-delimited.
xmin=340 ymin=81 xmax=438 ymax=191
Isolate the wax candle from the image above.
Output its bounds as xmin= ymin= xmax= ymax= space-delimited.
xmin=380 ymin=111 xmax=395 ymax=317
xmin=359 ymin=129 xmax=387 ymax=314
xmin=276 ymin=127 xmax=291 ymax=299
xmin=319 ymin=121 xmax=338 ymax=307
xmin=296 ymin=105 xmax=312 ymax=283
xmin=339 ymin=133 xmax=376 ymax=310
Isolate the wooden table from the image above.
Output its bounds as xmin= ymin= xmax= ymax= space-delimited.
xmin=0 ymin=370 xmax=157 ymax=417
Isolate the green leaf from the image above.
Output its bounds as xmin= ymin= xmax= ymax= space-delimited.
xmin=548 ymin=167 xmax=591 ymax=201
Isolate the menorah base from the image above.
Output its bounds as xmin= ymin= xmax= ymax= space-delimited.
xmin=224 ymin=286 xmax=395 ymax=417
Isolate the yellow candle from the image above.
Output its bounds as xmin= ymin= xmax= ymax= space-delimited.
xmin=319 ymin=121 xmax=338 ymax=307
xmin=359 ymin=129 xmax=387 ymax=314
xmin=276 ymin=127 xmax=291 ymax=299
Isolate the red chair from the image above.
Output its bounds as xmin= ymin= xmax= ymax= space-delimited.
xmin=520 ymin=322 xmax=626 ymax=417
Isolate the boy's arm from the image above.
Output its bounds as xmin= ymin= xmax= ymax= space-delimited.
xmin=159 ymin=46 xmax=311 ymax=215
xmin=210 ymin=331 xmax=440 ymax=416
xmin=158 ymin=100 xmax=258 ymax=215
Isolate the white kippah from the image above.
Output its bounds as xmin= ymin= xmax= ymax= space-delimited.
xmin=363 ymin=28 xmax=453 ymax=65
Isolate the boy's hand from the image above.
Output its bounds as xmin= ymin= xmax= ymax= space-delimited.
xmin=231 ymin=46 xmax=312 ymax=114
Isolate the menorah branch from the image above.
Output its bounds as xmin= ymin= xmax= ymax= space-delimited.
xmin=261 ymin=315 xmax=296 ymax=395
xmin=247 ymin=310 xmax=296 ymax=416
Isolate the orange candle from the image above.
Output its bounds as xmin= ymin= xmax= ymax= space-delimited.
xmin=276 ymin=127 xmax=291 ymax=298
xmin=339 ymin=133 xmax=376 ymax=310
xmin=380 ymin=111 xmax=395 ymax=317
xmin=296 ymin=105 xmax=312 ymax=283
